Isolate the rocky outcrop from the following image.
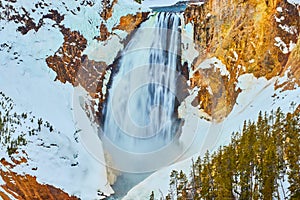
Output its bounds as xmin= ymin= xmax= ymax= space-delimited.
xmin=0 ymin=1 xmax=64 ymax=35
xmin=0 ymin=158 xmax=78 ymax=200
xmin=46 ymin=27 xmax=108 ymax=99
xmin=46 ymin=27 xmax=87 ymax=85
xmin=184 ymin=0 xmax=300 ymax=120
xmin=113 ymin=12 xmax=150 ymax=33
xmin=100 ymin=0 xmax=118 ymax=21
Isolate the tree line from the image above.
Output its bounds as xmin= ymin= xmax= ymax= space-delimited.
xmin=152 ymin=105 xmax=300 ymax=200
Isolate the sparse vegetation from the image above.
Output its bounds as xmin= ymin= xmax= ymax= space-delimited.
xmin=0 ymin=92 xmax=55 ymax=156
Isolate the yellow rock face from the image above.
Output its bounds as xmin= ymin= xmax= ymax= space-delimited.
xmin=184 ymin=0 xmax=300 ymax=120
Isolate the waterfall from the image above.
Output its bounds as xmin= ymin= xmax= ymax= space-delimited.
xmin=102 ymin=12 xmax=182 ymax=167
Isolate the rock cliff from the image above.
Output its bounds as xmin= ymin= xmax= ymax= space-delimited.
xmin=184 ymin=0 xmax=300 ymax=119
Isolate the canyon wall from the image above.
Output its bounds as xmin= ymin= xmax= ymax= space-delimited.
xmin=184 ymin=0 xmax=300 ymax=119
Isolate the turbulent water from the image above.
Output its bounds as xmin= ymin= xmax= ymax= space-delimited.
xmin=102 ymin=12 xmax=183 ymax=172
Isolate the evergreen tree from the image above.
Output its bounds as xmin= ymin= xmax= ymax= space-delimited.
xmin=164 ymin=108 xmax=300 ymax=200
xmin=169 ymin=170 xmax=179 ymax=198
xmin=149 ymin=191 xmax=155 ymax=200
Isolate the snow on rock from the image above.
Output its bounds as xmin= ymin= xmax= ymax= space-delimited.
xmin=73 ymin=86 xmax=114 ymax=197
xmin=277 ymin=7 xmax=283 ymax=12
xmin=287 ymin=0 xmax=300 ymax=5
xmin=0 ymin=11 xmax=112 ymax=199
xmin=181 ymin=22 xmax=199 ymax=66
xmin=274 ymin=37 xmax=289 ymax=54
xmin=278 ymin=24 xmax=298 ymax=35
xmin=274 ymin=36 xmax=297 ymax=54
xmin=123 ymin=73 xmax=300 ymax=199
xmin=0 ymin=174 xmax=4 ymax=185
xmin=275 ymin=15 xmax=285 ymax=23
xmin=289 ymin=40 xmax=297 ymax=51
xmin=194 ymin=57 xmax=230 ymax=77
xmin=106 ymin=0 xmax=144 ymax=32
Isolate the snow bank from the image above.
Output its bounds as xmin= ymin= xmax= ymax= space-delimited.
xmin=287 ymin=0 xmax=300 ymax=5
xmin=194 ymin=57 xmax=230 ymax=77
xmin=124 ymin=73 xmax=300 ymax=199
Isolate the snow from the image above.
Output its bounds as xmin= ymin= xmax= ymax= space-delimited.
xmin=278 ymin=24 xmax=298 ymax=35
xmin=278 ymin=174 xmax=290 ymax=199
xmin=289 ymin=40 xmax=297 ymax=51
xmin=249 ymin=59 xmax=255 ymax=64
xmin=141 ymin=0 xmax=185 ymax=8
xmin=124 ymin=73 xmax=300 ymax=199
xmin=6 ymin=0 xmax=103 ymax=46
xmin=0 ymin=0 xmax=149 ymax=198
xmin=181 ymin=22 xmax=199 ymax=66
xmin=277 ymin=7 xmax=283 ymax=12
xmin=102 ymin=69 xmax=112 ymax=97
xmin=233 ymin=51 xmax=238 ymax=61
xmin=73 ymin=86 xmax=114 ymax=197
xmin=194 ymin=57 xmax=230 ymax=77
xmin=287 ymin=0 xmax=300 ymax=5
xmin=0 ymin=10 xmax=113 ymax=199
xmin=83 ymin=35 xmax=124 ymax=65
xmin=0 ymin=175 xmax=4 ymax=185
xmin=279 ymin=69 xmax=291 ymax=85
xmin=274 ymin=37 xmax=289 ymax=54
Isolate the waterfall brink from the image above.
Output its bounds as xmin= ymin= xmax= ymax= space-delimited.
xmin=102 ymin=12 xmax=182 ymax=158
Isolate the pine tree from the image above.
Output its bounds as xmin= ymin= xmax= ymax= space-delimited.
xmin=284 ymin=111 xmax=300 ymax=199
xmin=149 ymin=191 xmax=155 ymax=200
xmin=177 ymin=170 xmax=188 ymax=200
xmin=164 ymin=107 xmax=300 ymax=200
xmin=169 ymin=170 xmax=179 ymax=199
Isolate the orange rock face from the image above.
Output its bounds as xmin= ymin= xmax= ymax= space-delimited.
xmin=46 ymin=27 xmax=88 ymax=85
xmin=0 ymin=159 xmax=78 ymax=200
xmin=113 ymin=12 xmax=150 ymax=33
xmin=46 ymin=27 xmax=108 ymax=99
xmin=184 ymin=0 xmax=300 ymax=119
xmin=0 ymin=170 xmax=78 ymax=200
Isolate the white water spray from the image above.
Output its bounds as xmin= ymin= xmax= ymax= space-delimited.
xmin=103 ymin=12 xmax=182 ymax=158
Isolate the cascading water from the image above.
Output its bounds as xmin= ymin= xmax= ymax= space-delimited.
xmin=102 ymin=12 xmax=183 ymax=173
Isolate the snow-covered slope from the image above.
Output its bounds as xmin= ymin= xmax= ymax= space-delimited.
xmin=0 ymin=26 xmax=112 ymax=200
xmin=0 ymin=0 xmax=119 ymax=198
xmin=123 ymin=72 xmax=300 ymax=199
